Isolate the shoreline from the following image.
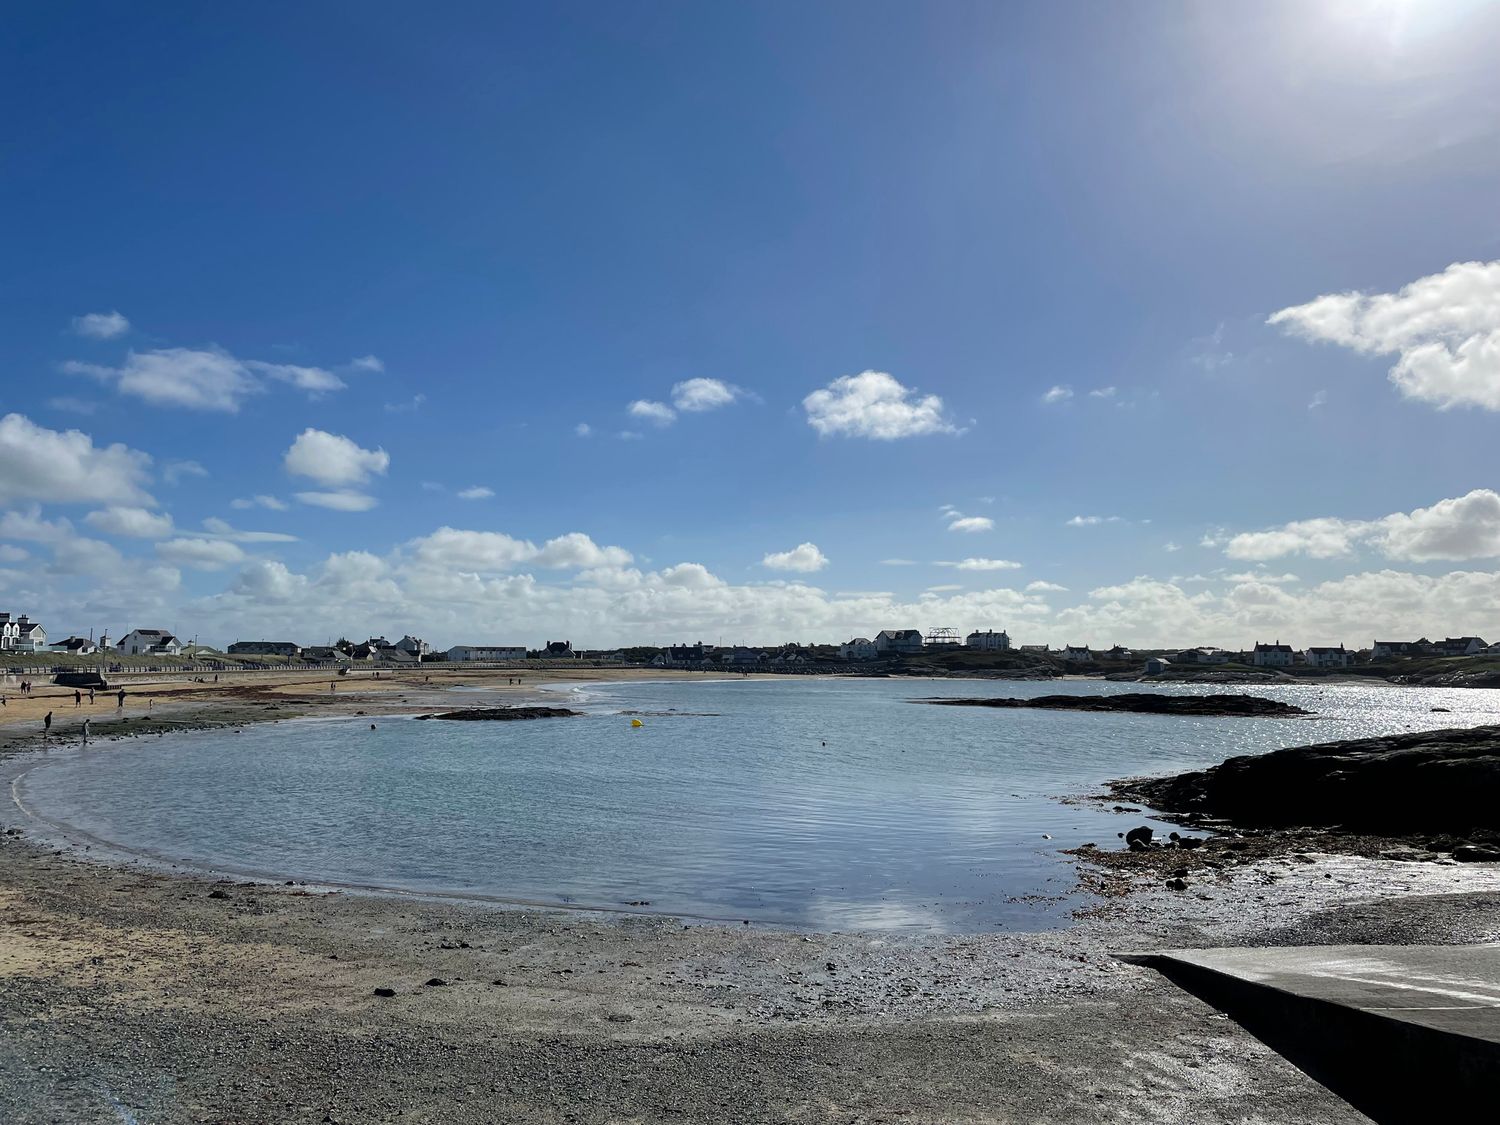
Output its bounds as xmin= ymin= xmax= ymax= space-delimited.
xmin=5 ymin=668 xmax=1500 ymax=1121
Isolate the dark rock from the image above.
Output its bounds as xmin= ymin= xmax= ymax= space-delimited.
xmin=1453 ymin=845 xmax=1500 ymax=863
xmin=1177 ymin=836 xmax=1204 ymax=849
xmin=424 ymin=977 xmax=449 ymax=986
xmin=373 ymin=987 xmax=396 ymax=997
xmin=604 ymin=1013 xmax=634 ymax=1023
xmin=1124 ymin=826 xmax=1153 ymax=851
xmin=916 ymin=693 xmax=1312 ymax=717
xmin=415 ymin=707 xmax=581 ymax=722
xmin=208 ymin=889 xmax=229 ymax=900
xmin=1165 ymin=878 xmax=1189 ymax=891
xmin=1108 ymin=724 xmax=1500 ymax=833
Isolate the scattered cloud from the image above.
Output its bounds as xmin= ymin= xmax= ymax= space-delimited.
xmin=1189 ymin=322 xmax=1233 ymax=373
xmin=295 ymin=490 xmax=380 ymax=512
xmin=162 ymin=459 xmax=208 ymax=485
xmin=926 ymin=584 xmax=964 ymax=593
xmin=84 ymin=506 xmax=174 ymax=539
xmin=1066 ymin=515 xmax=1122 ymax=527
xmin=1269 ymin=259 xmax=1500 ymax=411
xmin=1219 ymin=489 xmax=1500 ymax=562
xmin=72 ymin=310 xmax=130 ymax=339
xmin=1164 ymin=542 xmax=1182 ymax=552
xmin=384 ymin=394 xmax=426 ymax=414
xmin=156 ymin=537 xmax=247 ymax=571
xmin=628 ymin=399 xmax=677 ymax=426
xmin=200 ymin=517 xmax=297 ymax=544
xmin=0 ymin=545 xmax=27 ymax=563
xmin=880 ymin=558 xmax=918 ymax=566
xmin=1088 ymin=386 xmax=1117 ymax=399
xmin=762 ymin=542 xmax=829 ymax=573
xmin=1041 ymin=385 xmax=1073 ymax=404
xmin=46 ymin=396 xmax=100 ymax=415
xmin=803 ymin=371 xmax=958 ymax=439
xmin=937 ymin=558 xmax=1022 ymax=571
xmin=405 ymin=527 xmax=632 ymax=574
xmin=575 ymin=423 xmax=593 ymax=438
xmin=671 ymin=378 xmax=743 ymax=413
xmin=230 ymin=495 xmax=289 ymax=511
xmin=0 ymin=413 xmax=155 ymax=506
xmin=947 ymin=516 xmax=994 ymax=533
xmin=284 ymin=429 xmax=390 ymax=487
xmin=349 ymin=355 xmax=385 ymax=372
xmin=1025 ymin=580 xmax=1068 ymax=593
xmin=457 ymin=486 xmax=495 ymax=500
xmin=1308 ymin=390 xmax=1328 ymax=409
xmin=617 ymin=430 xmax=643 ymax=441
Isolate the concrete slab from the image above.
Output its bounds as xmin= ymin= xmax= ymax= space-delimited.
xmin=1122 ymin=943 xmax=1500 ymax=1124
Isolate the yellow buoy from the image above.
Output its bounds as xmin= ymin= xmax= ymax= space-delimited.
xmin=630 ymin=718 xmax=643 ymax=728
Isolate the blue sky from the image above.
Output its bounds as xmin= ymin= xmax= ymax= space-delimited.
xmin=3 ymin=1 xmax=1499 ymax=649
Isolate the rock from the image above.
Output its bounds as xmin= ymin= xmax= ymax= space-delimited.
xmin=1176 ymin=836 xmax=1203 ymax=849
xmin=1453 ymin=845 xmax=1500 ymax=863
xmin=1379 ymin=847 xmax=1431 ymax=862
xmin=1107 ymin=724 xmax=1500 ymax=833
xmin=373 ymin=987 xmax=396 ymax=997
xmin=605 ymin=1013 xmax=634 ymax=1023
xmin=1125 ymin=826 xmax=1153 ymax=851
xmin=916 ymin=693 xmax=1312 ymax=717
xmin=1165 ymin=878 xmax=1189 ymax=891
xmin=1432 ymin=707 xmax=1452 ymax=713
xmin=414 ymin=707 xmax=581 ymax=722
xmin=424 ymin=977 xmax=449 ymax=986
xmin=208 ymin=889 xmax=229 ymax=900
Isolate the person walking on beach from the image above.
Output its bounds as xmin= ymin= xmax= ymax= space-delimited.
xmin=81 ymin=718 xmax=91 ymax=745
xmin=74 ymin=689 xmax=82 ymax=707
xmin=89 ymin=687 xmax=96 ymax=704
xmin=43 ymin=711 xmax=52 ymax=740
xmin=117 ymin=688 xmax=126 ymax=708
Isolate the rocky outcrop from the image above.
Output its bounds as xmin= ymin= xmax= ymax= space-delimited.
xmin=1110 ymin=724 xmax=1500 ymax=832
xmin=415 ymin=707 xmax=581 ymax=721
xmin=917 ymin=693 xmax=1310 ymax=717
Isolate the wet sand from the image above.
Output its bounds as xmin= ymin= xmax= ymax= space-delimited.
xmin=3 ymin=668 xmax=1498 ymax=1122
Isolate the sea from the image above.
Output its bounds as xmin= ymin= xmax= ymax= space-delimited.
xmin=13 ymin=676 xmax=1500 ymax=932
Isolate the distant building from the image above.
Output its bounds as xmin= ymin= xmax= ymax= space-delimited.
xmin=664 ymin=642 xmax=709 ymax=665
xmin=1252 ymin=641 xmax=1295 ymax=668
xmin=1371 ymin=639 xmax=1429 ymax=659
xmin=720 ymin=647 xmax=762 ymax=667
xmin=1173 ymin=647 xmax=1231 ymax=665
xmin=540 ymin=640 xmax=578 ymax=659
xmin=445 ymin=644 xmax=527 ymax=662
xmin=302 ymin=646 xmax=352 ymax=663
xmin=118 ymin=628 xmax=182 ymax=656
xmin=839 ymin=637 xmax=879 ymax=661
xmin=1020 ymin=643 xmax=1050 ymax=653
xmin=966 ymin=630 xmax=1011 ymax=651
xmin=1144 ymin=656 xmax=1171 ymax=675
xmin=1103 ymin=645 xmax=1134 ymax=661
xmin=1060 ymin=645 xmax=1092 ymax=663
xmin=49 ymin=636 xmax=96 ymax=656
xmin=874 ymin=629 xmax=924 ymax=654
xmin=1304 ymin=645 xmax=1352 ymax=668
xmin=394 ymin=635 xmax=430 ymax=657
xmin=1433 ymin=636 xmax=1488 ymax=657
xmin=227 ymin=641 xmax=301 ymax=658
xmin=10 ymin=615 xmax=47 ymax=652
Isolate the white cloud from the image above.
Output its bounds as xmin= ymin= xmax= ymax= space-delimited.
xmin=1269 ymin=259 xmax=1500 ymax=410
xmin=937 ymin=558 xmax=1022 ymax=571
xmin=72 ymin=310 xmax=130 ymax=339
xmin=1221 ymin=571 xmax=1300 ymax=585
xmin=295 ymin=490 xmax=379 ymax=512
xmin=406 ymin=527 xmax=631 ymax=574
xmin=1088 ymin=386 xmax=1117 ymax=399
xmin=947 ymin=516 xmax=994 ymax=533
xmin=627 ymin=400 xmax=677 ymax=426
xmin=230 ymin=495 xmax=289 ymax=511
xmin=803 ymin=371 xmax=958 ymax=439
xmin=162 ymin=459 xmax=208 ymax=484
xmin=617 ymin=430 xmax=643 ymax=441
xmin=457 ymin=486 xmax=495 ymax=500
xmin=64 ymin=348 xmax=261 ymax=412
xmin=762 ymin=542 xmax=830 ymax=573
xmin=200 ymin=517 xmax=298 ymax=544
xmin=50 ymin=536 xmax=124 ymax=577
xmin=671 ymin=378 xmax=740 ymax=412
xmin=575 ymin=423 xmax=592 ymax=438
xmin=156 ymin=538 xmax=247 ymax=571
xmin=0 ymin=413 xmax=155 ymax=506
xmin=880 ymin=558 xmax=918 ymax=566
xmin=350 ymin=355 xmax=385 ymax=372
xmin=0 ymin=506 xmax=75 ymax=543
xmin=0 ymin=544 xmax=27 ymax=562
xmin=384 ymin=394 xmax=426 ymax=414
xmin=1066 ymin=515 xmax=1122 ymax=527
xmin=1025 ymin=580 xmax=1068 ymax=593
xmin=247 ymin=360 xmax=345 ymax=395
xmin=284 ymin=429 xmax=390 ymax=487
xmin=85 ymin=506 xmax=175 ymax=539
xmin=1163 ymin=542 xmax=1182 ymax=552
xmin=46 ymin=396 xmax=100 ymax=415
xmin=533 ymin=533 xmax=633 ymax=570
xmin=1220 ymin=489 xmax=1500 ymax=563
xmin=1308 ymin=390 xmax=1328 ymax=409
xmin=926 ymin=584 xmax=964 ymax=593
xmin=1041 ymin=385 xmax=1073 ymax=404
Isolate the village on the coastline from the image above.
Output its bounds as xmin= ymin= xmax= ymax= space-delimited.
xmin=2 ymin=610 xmax=1494 ymax=675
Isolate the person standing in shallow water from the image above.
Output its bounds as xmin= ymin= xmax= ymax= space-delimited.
xmin=43 ymin=711 xmax=52 ymax=739
xmin=117 ymin=688 xmax=126 ymax=708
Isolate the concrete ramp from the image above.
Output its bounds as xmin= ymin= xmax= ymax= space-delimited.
xmin=1122 ymin=943 xmax=1500 ymax=1124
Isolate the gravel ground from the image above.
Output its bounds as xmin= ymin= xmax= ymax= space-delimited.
xmin=4 ymin=670 xmax=1499 ymax=1123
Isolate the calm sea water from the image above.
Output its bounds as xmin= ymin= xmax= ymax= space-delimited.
xmin=16 ymin=677 xmax=1500 ymax=931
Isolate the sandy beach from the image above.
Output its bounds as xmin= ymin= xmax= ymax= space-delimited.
xmin=4 ymin=668 xmax=1499 ymax=1123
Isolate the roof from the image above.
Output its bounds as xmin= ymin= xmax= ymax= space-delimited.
xmin=1254 ymin=642 xmax=1293 ymax=651
xmin=1306 ymin=646 xmax=1346 ymax=654
xmin=17 ymin=621 xmax=43 ymax=634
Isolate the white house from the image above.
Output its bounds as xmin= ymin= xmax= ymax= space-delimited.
xmin=13 ymin=617 xmax=46 ymax=652
xmin=1252 ymin=641 xmax=1295 ymax=667
xmin=1434 ymin=636 xmax=1488 ymax=657
xmin=0 ymin=613 xmax=17 ymax=650
xmin=445 ymin=644 xmax=527 ymax=662
xmin=1304 ymin=645 xmax=1352 ymax=668
xmin=118 ymin=628 xmax=182 ymax=656
xmin=1174 ymin=647 xmax=1231 ymax=665
xmin=839 ymin=638 xmax=878 ymax=661
xmin=1060 ymin=645 xmax=1092 ymax=663
xmin=49 ymin=636 xmax=97 ymax=656
xmin=966 ymin=629 xmax=1011 ymax=651
xmin=394 ymin=634 xmax=430 ymax=657
xmin=875 ymin=629 xmax=924 ymax=654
